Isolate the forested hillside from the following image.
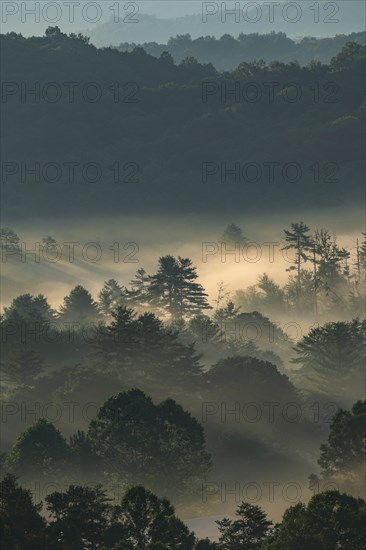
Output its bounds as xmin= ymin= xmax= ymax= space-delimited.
xmin=1 ymin=11 xmax=365 ymax=546
xmin=1 ymin=29 xmax=365 ymax=218
xmin=118 ymin=31 xmax=366 ymax=69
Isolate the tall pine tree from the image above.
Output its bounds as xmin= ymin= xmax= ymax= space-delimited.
xmin=149 ymin=256 xmax=211 ymax=320
xmin=59 ymin=285 xmax=100 ymax=325
xmin=98 ymin=279 xmax=127 ymax=317
xmin=282 ymin=222 xmax=313 ymax=308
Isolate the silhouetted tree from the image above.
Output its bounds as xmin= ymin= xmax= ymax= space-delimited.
xmin=6 ymin=418 xmax=70 ymax=479
xmin=0 ymin=346 xmax=44 ymax=385
xmin=88 ymin=389 xmax=211 ymax=495
xmin=98 ymin=279 xmax=127 ymax=317
xmin=220 ymin=224 xmax=247 ymax=245
xmin=129 ymin=268 xmax=151 ymax=310
xmin=282 ymin=222 xmax=312 ymax=307
xmin=149 ymin=256 xmax=211 ymax=320
xmin=293 ymin=319 xmax=365 ymax=399
xmin=285 ymin=270 xmax=314 ymax=313
xmin=195 ymin=540 xmax=218 ymax=549
xmin=0 ymin=227 xmax=20 ymax=259
xmin=59 ymin=285 xmax=100 ymax=325
xmin=0 ymin=473 xmax=46 ymax=549
xmin=263 ymin=491 xmax=366 ymax=550
xmin=257 ymin=274 xmax=287 ymax=313
xmin=318 ymin=401 xmax=366 ymax=485
xmin=3 ymin=294 xmax=56 ymax=325
xmin=214 ymin=300 xmax=240 ymax=322
xmin=113 ymin=485 xmax=195 ymax=549
xmin=96 ymin=306 xmax=203 ymax=383
xmin=46 ymin=484 xmax=111 ymax=549
xmin=217 ymin=501 xmax=272 ymax=549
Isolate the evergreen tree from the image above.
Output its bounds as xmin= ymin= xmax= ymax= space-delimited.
xmin=257 ymin=274 xmax=286 ymax=312
xmin=0 ymin=474 xmax=46 ymax=549
xmin=214 ymin=300 xmax=240 ymax=322
xmin=149 ymin=256 xmax=211 ymax=320
xmin=282 ymin=222 xmax=313 ymax=307
xmin=293 ymin=319 xmax=365 ymax=399
xmin=0 ymin=345 xmax=45 ymax=385
xmin=217 ymin=501 xmax=272 ymax=549
xmin=3 ymin=294 xmax=56 ymax=325
xmin=129 ymin=268 xmax=151 ymax=310
xmin=41 ymin=235 xmax=58 ymax=249
xmin=95 ymin=306 xmax=203 ymax=383
xmin=98 ymin=279 xmax=127 ymax=317
xmin=220 ymin=224 xmax=247 ymax=245
xmin=0 ymin=227 xmax=20 ymax=259
xmin=285 ymin=270 xmax=314 ymax=313
xmin=358 ymin=232 xmax=366 ymax=281
xmin=312 ymin=229 xmax=350 ymax=312
xmin=59 ymin=285 xmax=100 ymax=325
xmin=314 ymin=229 xmax=349 ymax=284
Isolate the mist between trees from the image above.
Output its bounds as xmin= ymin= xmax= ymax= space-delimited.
xmin=1 ymin=223 xmax=365 ymax=523
xmin=1 ymin=222 xmax=365 ymax=390
xmin=1 ymin=13 xmax=365 ymax=547
xmin=3 ymin=473 xmax=366 ymax=549
xmin=1 ymin=398 xmax=365 ymax=547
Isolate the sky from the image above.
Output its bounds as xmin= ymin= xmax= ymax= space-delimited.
xmin=1 ymin=0 xmax=365 ymax=41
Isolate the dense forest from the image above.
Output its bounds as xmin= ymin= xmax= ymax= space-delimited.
xmin=85 ymin=2 xmax=366 ymax=47
xmin=1 ymin=222 xmax=365 ymax=542
xmin=2 ymin=474 xmax=366 ymax=548
xmin=1 ymin=28 xmax=365 ymax=217
xmin=118 ymin=30 xmax=366 ymax=69
xmin=1 ymin=12 xmax=365 ymax=547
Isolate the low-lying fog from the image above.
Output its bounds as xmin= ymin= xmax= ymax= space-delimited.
xmin=2 ymin=206 xmax=363 ymax=319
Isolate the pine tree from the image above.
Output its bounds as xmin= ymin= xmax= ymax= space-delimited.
xmin=0 ymin=346 xmax=45 ymax=385
xmin=149 ymin=256 xmax=211 ymax=320
xmin=220 ymin=223 xmax=247 ymax=245
xmin=215 ymin=300 xmax=240 ymax=322
xmin=59 ymin=285 xmax=100 ymax=325
xmin=314 ymin=229 xmax=349 ymax=284
xmin=3 ymin=294 xmax=56 ymax=324
xmin=217 ymin=501 xmax=272 ymax=549
xmin=178 ymin=257 xmax=212 ymax=318
xmin=282 ymin=222 xmax=313 ymax=308
xmin=257 ymin=273 xmax=286 ymax=312
xmin=0 ymin=227 xmax=20 ymax=260
xmin=129 ymin=268 xmax=151 ymax=310
xmin=311 ymin=229 xmax=350 ymax=313
xmin=98 ymin=279 xmax=127 ymax=316
xmin=358 ymin=233 xmax=366 ymax=281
